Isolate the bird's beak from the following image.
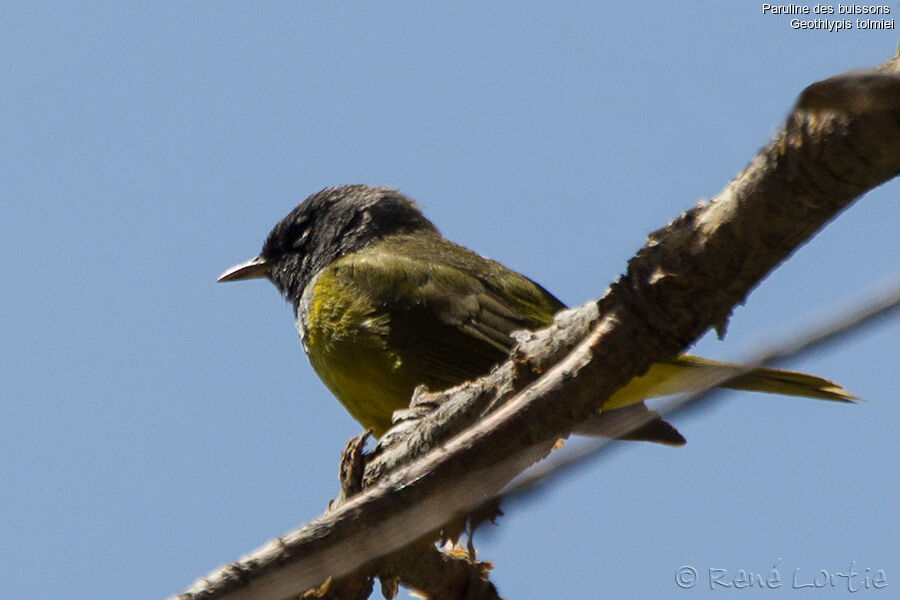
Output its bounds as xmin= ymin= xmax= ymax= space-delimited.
xmin=217 ymin=255 xmax=270 ymax=282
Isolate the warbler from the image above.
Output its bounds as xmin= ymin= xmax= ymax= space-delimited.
xmin=219 ymin=185 xmax=853 ymax=443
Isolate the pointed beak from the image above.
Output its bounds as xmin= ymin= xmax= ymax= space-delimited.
xmin=217 ymin=255 xmax=270 ymax=282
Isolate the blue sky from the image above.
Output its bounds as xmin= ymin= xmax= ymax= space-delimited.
xmin=2 ymin=3 xmax=897 ymax=599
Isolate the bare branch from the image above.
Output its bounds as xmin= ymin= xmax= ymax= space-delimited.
xmin=498 ymin=278 xmax=900 ymax=508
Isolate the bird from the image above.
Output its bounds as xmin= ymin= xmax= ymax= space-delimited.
xmin=218 ymin=184 xmax=853 ymax=444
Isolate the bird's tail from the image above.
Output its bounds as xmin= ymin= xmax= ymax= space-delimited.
xmin=603 ymin=354 xmax=856 ymax=411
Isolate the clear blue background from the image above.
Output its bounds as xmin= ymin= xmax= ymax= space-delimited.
xmin=2 ymin=3 xmax=897 ymax=599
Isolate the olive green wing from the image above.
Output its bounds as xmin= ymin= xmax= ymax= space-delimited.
xmin=332 ymin=244 xmax=560 ymax=391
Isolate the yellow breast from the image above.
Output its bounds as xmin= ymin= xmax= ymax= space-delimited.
xmin=302 ymin=264 xmax=415 ymax=436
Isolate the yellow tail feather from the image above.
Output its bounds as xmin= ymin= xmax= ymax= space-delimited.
xmin=603 ymin=354 xmax=855 ymax=410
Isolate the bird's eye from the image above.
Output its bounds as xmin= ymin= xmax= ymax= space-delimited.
xmin=291 ymin=227 xmax=310 ymax=250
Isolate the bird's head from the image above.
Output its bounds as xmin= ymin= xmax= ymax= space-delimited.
xmin=217 ymin=185 xmax=437 ymax=305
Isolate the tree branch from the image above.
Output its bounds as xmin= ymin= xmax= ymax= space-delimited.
xmin=496 ymin=278 xmax=900 ymax=509
xmin=173 ymin=57 xmax=900 ymax=600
